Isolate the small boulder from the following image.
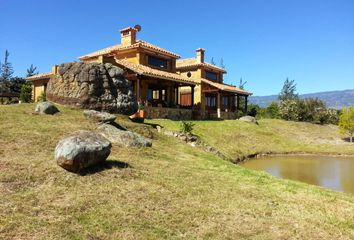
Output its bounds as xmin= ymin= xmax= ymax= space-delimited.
xmin=97 ymin=124 xmax=152 ymax=148
xmin=35 ymin=101 xmax=60 ymax=115
xmin=239 ymin=115 xmax=258 ymax=124
xmin=83 ymin=110 xmax=116 ymax=124
xmin=55 ymin=130 xmax=112 ymax=172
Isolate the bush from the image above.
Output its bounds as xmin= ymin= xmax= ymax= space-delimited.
xmin=278 ymin=98 xmax=339 ymax=124
xmin=258 ymin=102 xmax=281 ymax=119
xmin=247 ymin=104 xmax=260 ymax=117
xmin=339 ymin=107 xmax=354 ymax=142
xmin=20 ymin=82 xmax=32 ymax=103
xmin=37 ymin=91 xmax=46 ymax=102
xmin=279 ymin=99 xmax=299 ymax=121
xmin=180 ymin=121 xmax=195 ymax=135
xmin=235 ymin=108 xmax=245 ymax=119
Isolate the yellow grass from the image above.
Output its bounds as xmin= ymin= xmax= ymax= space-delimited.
xmin=0 ymin=103 xmax=354 ymax=239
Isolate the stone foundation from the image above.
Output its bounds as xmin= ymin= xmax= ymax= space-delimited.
xmin=146 ymin=106 xmax=192 ymax=120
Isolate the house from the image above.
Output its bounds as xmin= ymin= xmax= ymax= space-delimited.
xmin=26 ymin=26 xmax=252 ymax=119
xmin=176 ymin=48 xmax=251 ymax=119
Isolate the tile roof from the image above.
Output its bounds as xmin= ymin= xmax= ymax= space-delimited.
xmin=176 ymin=58 xmax=227 ymax=73
xmin=201 ymin=78 xmax=252 ymax=95
xmin=26 ymin=72 xmax=52 ymax=81
xmin=79 ymin=40 xmax=181 ymax=60
xmin=115 ymin=59 xmax=196 ymax=85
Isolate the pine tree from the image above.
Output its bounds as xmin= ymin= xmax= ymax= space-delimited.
xmin=0 ymin=50 xmax=14 ymax=81
xmin=210 ymin=57 xmax=216 ymax=65
xmin=219 ymin=58 xmax=225 ymax=69
xmin=239 ymin=78 xmax=247 ymax=90
xmin=278 ymin=78 xmax=298 ymax=101
xmin=26 ymin=64 xmax=38 ymax=77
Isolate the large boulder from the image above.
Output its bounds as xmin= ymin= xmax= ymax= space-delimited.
xmin=46 ymin=62 xmax=138 ymax=114
xmin=239 ymin=115 xmax=258 ymax=124
xmin=55 ymin=130 xmax=112 ymax=172
xmin=97 ymin=124 xmax=152 ymax=148
xmin=83 ymin=110 xmax=116 ymax=124
xmin=35 ymin=101 xmax=59 ymax=114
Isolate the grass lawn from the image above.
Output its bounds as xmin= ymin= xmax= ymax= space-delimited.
xmin=1 ymin=103 xmax=354 ymax=239
xmin=147 ymin=118 xmax=354 ymax=160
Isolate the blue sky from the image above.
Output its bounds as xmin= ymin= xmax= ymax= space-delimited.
xmin=1 ymin=0 xmax=353 ymax=95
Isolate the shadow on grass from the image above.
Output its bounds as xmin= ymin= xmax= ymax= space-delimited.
xmin=342 ymin=137 xmax=353 ymax=143
xmin=108 ymin=122 xmax=127 ymax=131
xmin=140 ymin=122 xmax=162 ymax=129
xmin=78 ymin=160 xmax=130 ymax=176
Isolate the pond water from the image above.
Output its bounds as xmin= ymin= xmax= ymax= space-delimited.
xmin=241 ymin=155 xmax=354 ymax=193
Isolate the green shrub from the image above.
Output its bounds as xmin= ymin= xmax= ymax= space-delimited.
xmin=279 ymin=99 xmax=299 ymax=121
xmin=235 ymin=108 xmax=245 ymax=118
xmin=247 ymin=104 xmax=260 ymax=117
xmin=339 ymin=107 xmax=354 ymax=142
xmin=278 ymin=98 xmax=339 ymax=124
xmin=20 ymin=82 xmax=32 ymax=103
xmin=268 ymin=102 xmax=280 ymax=118
xmin=180 ymin=121 xmax=195 ymax=135
xmin=37 ymin=91 xmax=46 ymax=102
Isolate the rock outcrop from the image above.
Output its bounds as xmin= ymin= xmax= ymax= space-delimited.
xmin=35 ymin=101 xmax=60 ymax=115
xmin=55 ymin=130 xmax=112 ymax=172
xmin=47 ymin=62 xmax=138 ymax=114
xmin=239 ymin=116 xmax=258 ymax=124
xmin=97 ymin=123 xmax=152 ymax=148
xmin=83 ymin=110 xmax=116 ymax=124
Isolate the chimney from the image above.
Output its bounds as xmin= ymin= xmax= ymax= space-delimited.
xmin=196 ymin=48 xmax=205 ymax=63
xmin=51 ymin=65 xmax=58 ymax=74
xmin=120 ymin=27 xmax=138 ymax=46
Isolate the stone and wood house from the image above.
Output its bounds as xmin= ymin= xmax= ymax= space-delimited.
xmin=27 ymin=26 xmax=252 ymax=119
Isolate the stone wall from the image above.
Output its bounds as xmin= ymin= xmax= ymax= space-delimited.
xmin=46 ymin=62 xmax=137 ymax=114
xmin=146 ymin=106 xmax=192 ymax=120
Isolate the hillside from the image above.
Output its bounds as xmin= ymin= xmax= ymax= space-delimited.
xmin=1 ymin=104 xmax=354 ymax=239
xmin=249 ymin=89 xmax=354 ymax=109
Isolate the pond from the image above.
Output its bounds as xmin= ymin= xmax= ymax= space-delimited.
xmin=241 ymin=155 xmax=354 ymax=193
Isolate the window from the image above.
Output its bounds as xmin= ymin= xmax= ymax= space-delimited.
xmin=205 ymin=71 xmax=218 ymax=81
xmin=205 ymin=96 xmax=216 ymax=107
xmin=147 ymin=88 xmax=166 ymax=101
xmin=148 ymin=56 xmax=168 ymax=69
xmin=222 ymin=96 xmax=228 ymax=106
xmin=147 ymin=89 xmax=160 ymax=100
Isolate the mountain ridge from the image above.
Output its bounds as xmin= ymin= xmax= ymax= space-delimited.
xmin=249 ymin=89 xmax=354 ymax=109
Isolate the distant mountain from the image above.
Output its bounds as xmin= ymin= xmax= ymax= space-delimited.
xmin=249 ymin=89 xmax=354 ymax=109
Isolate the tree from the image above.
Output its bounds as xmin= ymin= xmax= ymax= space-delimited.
xmin=26 ymin=64 xmax=38 ymax=77
xmin=278 ymin=78 xmax=298 ymax=101
xmin=210 ymin=57 xmax=216 ymax=65
xmin=0 ymin=50 xmax=14 ymax=81
xmin=20 ymin=82 xmax=32 ymax=103
xmin=266 ymin=102 xmax=280 ymax=119
xmin=219 ymin=58 xmax=225 ymax=69
xmin=339 ymin=106 xmax=354 ymax=143
xmin=239 ymin=78 xmax=247 ymax=90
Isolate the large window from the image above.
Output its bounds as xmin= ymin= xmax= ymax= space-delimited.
xmin=205 ymin=96 xmax=216 ymax=107
xmin=148 ymin=56 xmax=168 ymax=69
xmin=205 ymin=71 xmax=218 ymax=81
xmin=222 ymin=96 xmax=228 ymax=107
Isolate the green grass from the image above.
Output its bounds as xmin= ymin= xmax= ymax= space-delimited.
xmin=147 ymin=118 xmax=354 ymax=160
xmin=1 ymin=103 xmax=354 ymax=239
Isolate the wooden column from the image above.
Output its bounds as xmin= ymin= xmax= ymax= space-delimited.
xmin=191 ymin=85 xmax=195 ymax=107
xmin=217 ymin=91 xmax=221 ymax=118
xmin=245 ymin=96 xmax=248 ymax=114
xmin=158 ymin=85 xmax=163 ymax=102
xmin=175 ymin=85 xmax=179 ymax=105
xmin=136 ymin=78 xmax=141 ymax=102
xmin=236 ymin=95 xmax=240 ymax=111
